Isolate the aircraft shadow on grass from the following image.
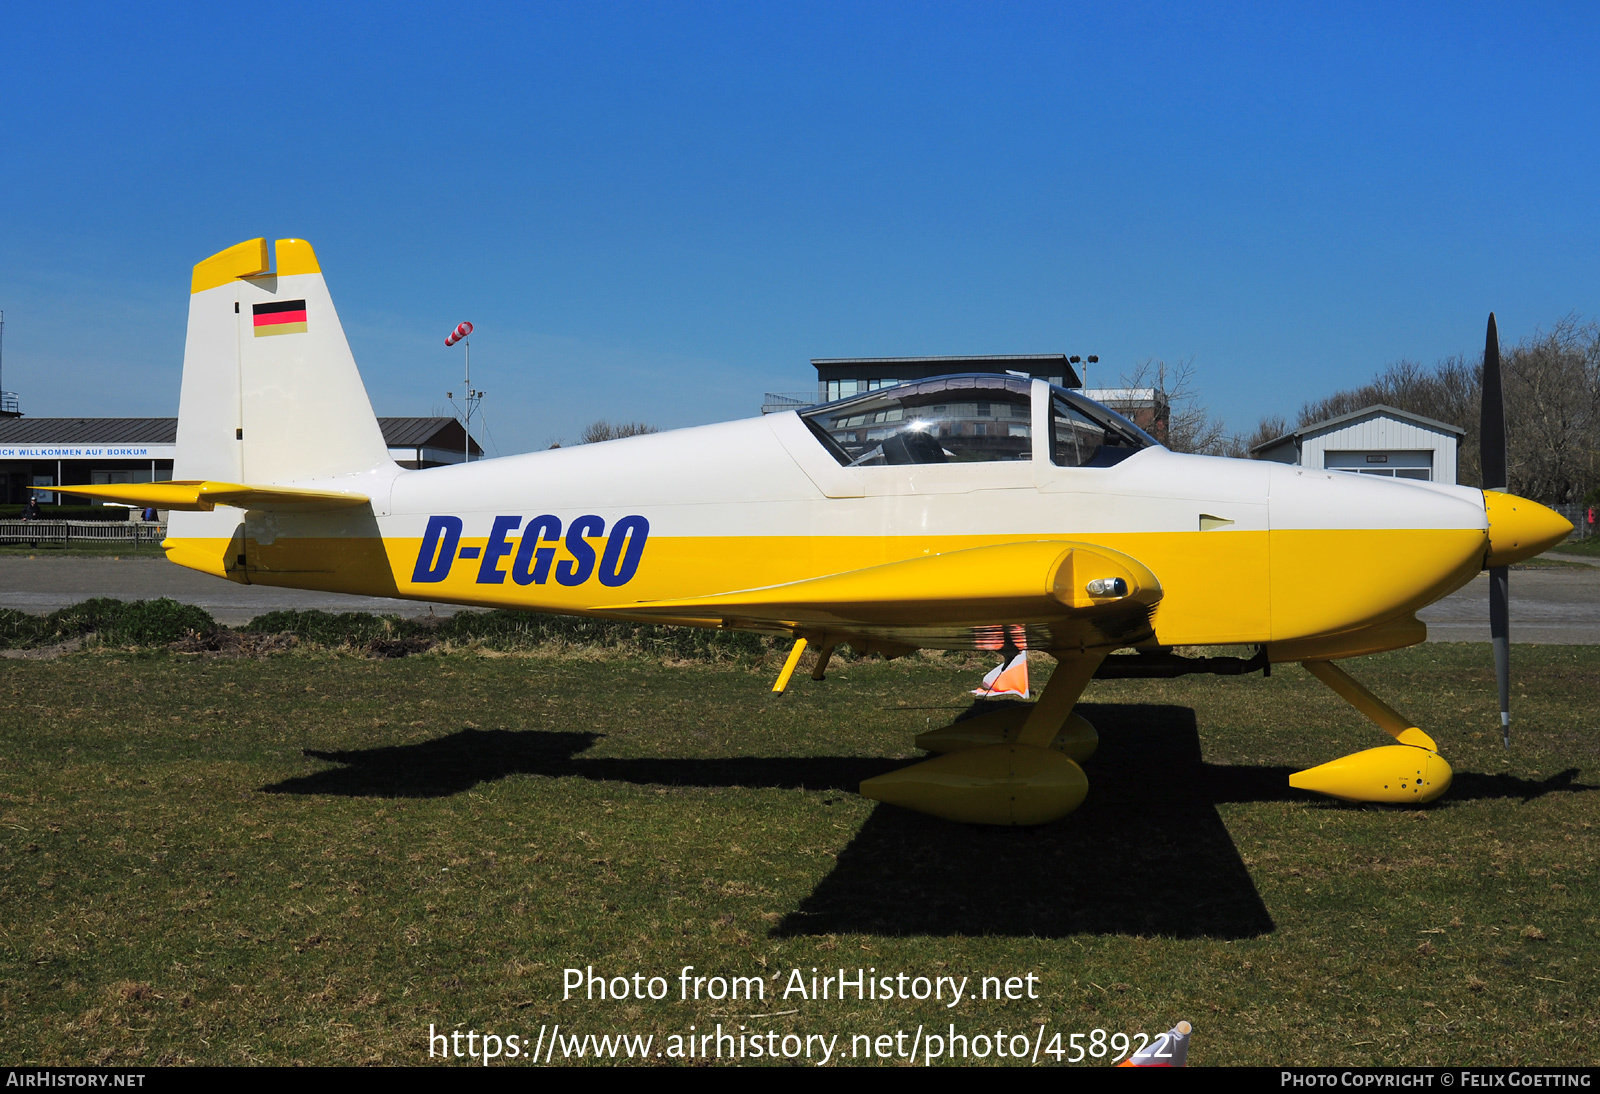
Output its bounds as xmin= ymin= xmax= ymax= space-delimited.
xmin=260 ymin=702 xmax=1593 ymax=941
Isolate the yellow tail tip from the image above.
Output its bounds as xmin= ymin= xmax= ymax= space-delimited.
xmin=275 ymin=238 xmax=321 ymax=276
xmin=191 ymin=238 xmax=269 ymax=294
xmin=189 ymin=237 xmax=320 ymax=293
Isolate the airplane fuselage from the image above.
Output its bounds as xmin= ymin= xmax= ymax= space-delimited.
xmin=166 ymin=397 xmax=1489 ymax=652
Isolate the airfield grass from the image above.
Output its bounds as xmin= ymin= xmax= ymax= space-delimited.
xmin=1550 ymin=537 xmax=1600 ymax=559
xmin=1 ymin=643 xmax=1596 ymax=1067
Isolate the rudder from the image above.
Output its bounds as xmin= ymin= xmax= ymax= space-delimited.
xmin=174 ymin=237 xmax=393 ymax=485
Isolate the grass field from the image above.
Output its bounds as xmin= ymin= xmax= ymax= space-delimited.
xmin=1550 ymin=537 xmax=1600 ymax=559
xmin=2 ymin=643 xmax=1596 ymax=1066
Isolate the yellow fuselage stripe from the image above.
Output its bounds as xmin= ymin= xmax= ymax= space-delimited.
xmin=165 ymin=525 xmax=1486 ymax=647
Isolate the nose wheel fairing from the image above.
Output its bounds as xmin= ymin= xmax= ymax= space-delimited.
xmin=1291 ymin=659 xmax=1453 ymax=805
xmin=1289 ymin=744 xmax=1453 ymax=804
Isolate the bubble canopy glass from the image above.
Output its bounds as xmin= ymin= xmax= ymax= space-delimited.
xmin=800 ymin=374 xmax=1157 ymax=468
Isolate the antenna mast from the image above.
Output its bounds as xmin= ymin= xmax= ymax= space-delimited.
xmin=0 ymin=310 xmax=16 ymax=416
xmin=444 ymin=321 xmax=480 ymax=462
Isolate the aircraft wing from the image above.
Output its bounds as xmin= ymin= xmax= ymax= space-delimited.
xmin=603 ymin=540 xmax=1163 ymax=652
xmin=60 ymin=480 xmax=370 ymax=513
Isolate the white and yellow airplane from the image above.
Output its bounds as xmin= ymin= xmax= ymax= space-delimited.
xmin=70 ymin=238 xmax=1574 ymax=825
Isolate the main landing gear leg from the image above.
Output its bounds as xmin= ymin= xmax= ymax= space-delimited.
xmin=860 ymin=649 xmax=1109 ymax=826
xmin=1290 ymin=659 xmax=1453 ymax=804
xmin=913 ymin=651 xmax=1101 ymax=762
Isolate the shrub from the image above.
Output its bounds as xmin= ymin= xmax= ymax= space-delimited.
xmin=238 ymin=606 xmax=780 ymax=661
xmin=2 ymin=599 xmax=787 ymax=662
xmin=0 ymin=608 xmax=51 ymax=648
xmin=50 ymin=598 xmax=217 ymax=645
xmin=0 ymin=598 xmax=217 ymax=648
xmin=241 ymin=610 xmax=403 ymax=646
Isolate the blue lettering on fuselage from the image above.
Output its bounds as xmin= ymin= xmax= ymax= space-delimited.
xmin=411 ymin=515 xmax=650 ymax=587
xmin=412 ymin=516 xmax=462 ymax=583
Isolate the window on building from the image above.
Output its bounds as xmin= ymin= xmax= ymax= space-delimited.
xmin=1324 ymin=450 xmax=1434 ymax=482
xmin=824 ymin=378 xmax=903 ymax=402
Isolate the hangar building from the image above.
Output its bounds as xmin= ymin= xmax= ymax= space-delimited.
xmin=0 ymin=416 xmax=480 ymax=505
xmin=1251 ymin=405 xmax=1463 ymax=484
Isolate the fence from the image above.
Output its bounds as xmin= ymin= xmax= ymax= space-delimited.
xmin=0 ymin=520 xmax=168 ymax=547
xmin=1552 ymin=503 xmax=1594 ymax=542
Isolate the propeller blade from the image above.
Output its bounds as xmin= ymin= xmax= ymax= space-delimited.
xmin=1481 ymin=313 xmax=1511 ymax=748
xmin=1490 ymin=564 xmax=1510 ymax=748
xmin=1481 ymin=313 xmax=1507 ymax=493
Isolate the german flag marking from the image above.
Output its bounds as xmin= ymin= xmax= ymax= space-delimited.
xmin=253 ymin=299 xmax=308 ymax=337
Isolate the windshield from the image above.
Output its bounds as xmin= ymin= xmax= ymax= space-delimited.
xmin=1048 ymin=386 xmax=1159 ymax=468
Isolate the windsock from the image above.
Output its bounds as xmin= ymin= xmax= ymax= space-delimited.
xmin=973 ymin=650 xmax=1029 ymax=699
xmin=444 ymin=321 xmax=474 ymax=347
xmin=1118 ymin=1022 xmax=1191 ymax=1066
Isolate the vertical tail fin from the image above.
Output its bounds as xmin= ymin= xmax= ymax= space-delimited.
xmin=175 ymin=237 xmax=393 ymax=485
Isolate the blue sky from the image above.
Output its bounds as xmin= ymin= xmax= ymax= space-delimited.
xmin=2 ymin=2 xmax=1597 ymax=453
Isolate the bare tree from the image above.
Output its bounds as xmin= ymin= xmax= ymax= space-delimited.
xmin=579 ymin=420 xmax=659 ymax=444
xmin=1502 ymin=317 xmax=1600 ymax=504
xmin=1236 ymin=413 xmax=1290 ymax=459
xmin=1119 ymin=358 xmax=1233 ymax=455
xmin=1288 ymin=317 xmax=1600 ymax=503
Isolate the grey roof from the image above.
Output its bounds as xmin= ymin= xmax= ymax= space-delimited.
xmin=0 ymin=415 xmax=479 ymax=453
xmin=1250 ymin=403 xmax=1465 ymax=454
xmin=810 ymin=354 xmax=1084 ymax=388
xmin=379 ymin=416 xmax=476 ymax=450
xmin=0 ymin=417 xmax=177 ymax=444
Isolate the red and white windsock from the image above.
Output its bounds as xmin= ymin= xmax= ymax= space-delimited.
xmin=444 ymin=321 xmax=474 ymax=347
xmin=973 ymin=650 xmax=1029 ymax=699
xmin=1118 ymin=1022 xmax=1191 ymax=1067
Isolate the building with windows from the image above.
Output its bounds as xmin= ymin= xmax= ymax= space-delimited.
xmin=0 ymin=416 xmax=481 ymax=505
xmin=762 ymin=354 xmax=1084 ymax=415
xmin=1250 ymin=405 xmax=1463 ymax=484
xmin=1080 ymin=388 xmax=1169 ymax=444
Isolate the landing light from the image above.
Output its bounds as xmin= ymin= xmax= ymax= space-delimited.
xmin=1086 ymin=577 xmax=1127 ymax=598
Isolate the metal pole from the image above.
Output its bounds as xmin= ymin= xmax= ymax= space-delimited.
xmin=464 ymin=338 xmax=470 ymax=463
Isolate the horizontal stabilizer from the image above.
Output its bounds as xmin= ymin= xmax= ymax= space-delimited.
xmin=61 ymin=480 xmax=369 ymax=513
xmin=604 ymin=540 xmax=1161 ymax=636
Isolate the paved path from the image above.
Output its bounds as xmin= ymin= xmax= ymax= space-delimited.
xmin=0 ymin=557 xmax=469 ymax=625
xmin=1416 ymin=565 xmax=1600 ymax=644
xmin=1544 ymin=552 xmax=1600 ymax=567
xmin=2 ymin=554 xmax=1598 ymax=640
